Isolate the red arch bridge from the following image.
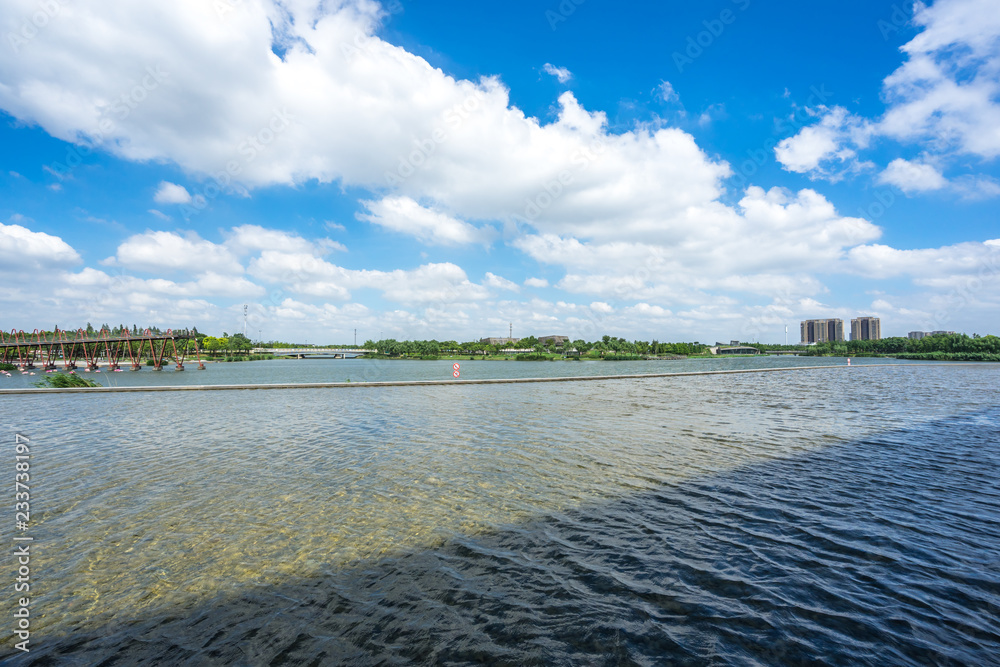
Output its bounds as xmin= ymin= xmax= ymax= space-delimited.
xmin=0 ymin=328 xmax=203 ymax=372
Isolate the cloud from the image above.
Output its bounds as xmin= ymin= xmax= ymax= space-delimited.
xmin=625 ymin=303 xmax=672 ymax=317
xmin=181 ymin=272 xmax=265 ymax=298
xmin=2 ymin=0 xmax=998 ymax=340
xmin=516 ymin=187 xmax=880 ymax=302
xmin=358 ymin=196 xmax=494 ymax=246
xmin=0 ymin=220 xmax=81 ymax=271
xmin=880 ymin=0 xmax=1000 ymax=160
xmin=877 ymin=159 xmax=1000 ymax=199
xmin=776 ymin=0 xmax=1000 ymax=191
xmin=148 ymin=209 xmax=172 ymax=221
xmin=524 ymin=277 xmax=549 ymax=288
xmin=483 ymin=272 xmax=520 ymax=292
xmin=877 ymin=158 xmax=948 ymax=193
xmin=775 ymin=107 xmax=873 ymax=178
xmin=950 ymin=174 xmax=1000 ymax=200
xmin=0 ymin=2 xmax=731 ymax=244
xmin=153 ymin=181 xmax=193 ymax=204
xmin=105 ymin=230 xmax=244 ymax=275
xmin=224 ymin=224 xmax=343 ymax=255
xmin=845 ymin=238 xmax=1000 ymax=280
xmin=542 ymin=63 xmax=572 ymax=83
xmin=248 ymin=251 xmax=489 ymax=304
xmin=657 ymin=81 xmax=679 ymax=104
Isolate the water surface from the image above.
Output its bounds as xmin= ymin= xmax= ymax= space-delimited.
xmin=2 ymin=361 xmax=998 ymax=664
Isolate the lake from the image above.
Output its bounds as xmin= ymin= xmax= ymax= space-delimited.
xmin=2 ymin=358 xmax=998 ymax=664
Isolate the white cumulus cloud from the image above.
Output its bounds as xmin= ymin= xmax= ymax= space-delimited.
xmin=0 ymin=220 xmax=81 ymax=271
xmin=542 ymin=63 xmax=572 ymax=83
xmin=358 ymin=196 xmax=494 ymax=246
xmin=105 ymin=230 xmax=244 ymax=275
xmin=153 ymin=181 xmax=193 ymax=204
xmin=483 ymin=272 xmax=520 ymax=292
xmin=776 ymin=0 xmax=1000 ymax=194
xmin=877 ymin=158 xmax=948 ymax=193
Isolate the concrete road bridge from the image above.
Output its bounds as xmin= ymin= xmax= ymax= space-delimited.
xmin=254 ymin=348 xmax=369 ymax=359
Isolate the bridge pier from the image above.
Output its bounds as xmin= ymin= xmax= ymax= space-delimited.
xmin=131 ymin=363 xmax=142 ymax=371
xmin=175 ymin=363 xmax=185 ymax=371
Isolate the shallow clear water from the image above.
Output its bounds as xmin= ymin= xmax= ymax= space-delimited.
xmin=1 ymin=354 xmax=915 ymax=390
xmin=2 ymin=360 xmax=999 ymax=664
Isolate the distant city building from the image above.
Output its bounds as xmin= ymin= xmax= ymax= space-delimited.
xmin=851 ymin=316 xmax=881 ymax=341
xmin=538 ymin=335 xmax=569 ymax=346
xmin=800 ymin=318 xmax=844 ymax=343
xmin=908 ymin=330 xmax=956 ymax=340
xmin=480 ymin=337 xmax=519 ymax=346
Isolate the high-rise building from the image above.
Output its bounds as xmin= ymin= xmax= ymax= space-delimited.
xmin=800 ymin=318 xmax=844 ymax=343
xmin=851 ymin=316 xmax=881 ymax=341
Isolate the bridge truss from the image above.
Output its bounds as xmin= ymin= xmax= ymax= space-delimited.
xmin=0 ymin=327 xmax=203 ymax=371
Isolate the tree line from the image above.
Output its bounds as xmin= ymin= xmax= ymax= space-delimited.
xmin=358 ymin=335 xmax=709 ymax=358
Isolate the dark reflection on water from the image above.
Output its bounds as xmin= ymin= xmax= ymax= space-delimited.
xmin=12 ymin=408 xmax=1000 ymax=666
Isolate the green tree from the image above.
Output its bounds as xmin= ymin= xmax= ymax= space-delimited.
xmin=230 ymin=333 xmax=253 ymax=355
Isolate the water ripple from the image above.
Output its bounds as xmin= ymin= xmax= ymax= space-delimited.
xmin=2 ymin=363 xmax=999 ymax=664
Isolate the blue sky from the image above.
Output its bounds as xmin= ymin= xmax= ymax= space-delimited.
xmin=1 ymin=0 xmax=998 ymax=344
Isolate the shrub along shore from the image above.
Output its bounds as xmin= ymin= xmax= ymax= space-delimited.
xmin=799 ymin=333 xmax=1000 ymax=362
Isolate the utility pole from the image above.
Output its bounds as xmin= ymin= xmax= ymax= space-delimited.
xmin=243 ymin=304 xmax=248 ymax=337
xmin=354 ymin=328 xmax=357 ymax=347
xmin=785 ymin=325 xmax=788 ymax=346
xmin=509 ymin=322 xmax=512 ymax=341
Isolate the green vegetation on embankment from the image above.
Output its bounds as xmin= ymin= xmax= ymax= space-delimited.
xmin=34 ymin=373 xmax=101 ymax=388
xmin=801 ymin=333 xmax=1000 ymax=361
